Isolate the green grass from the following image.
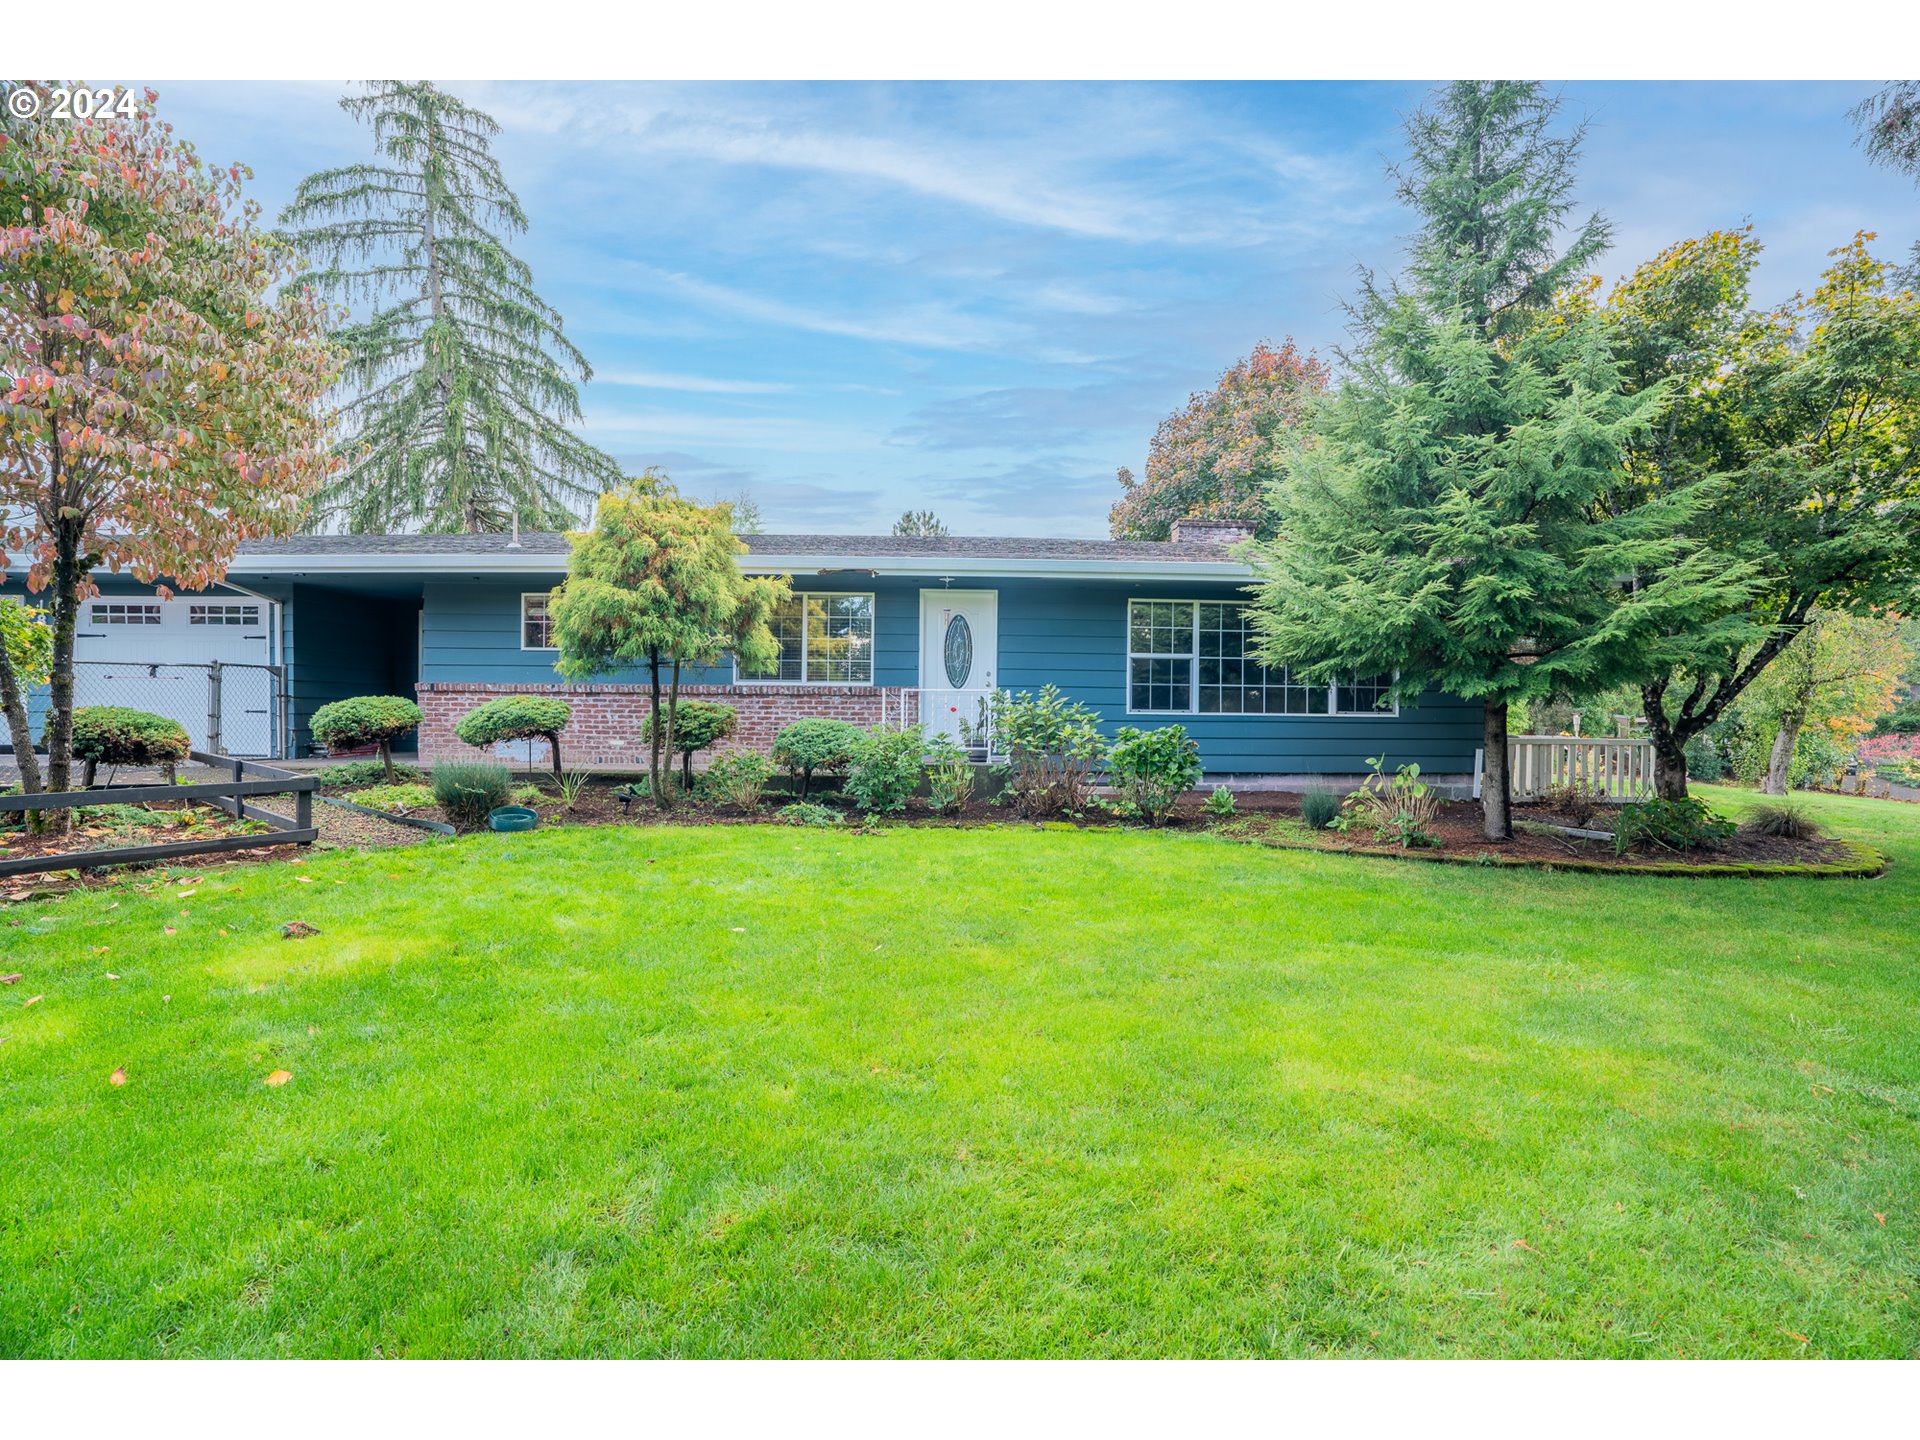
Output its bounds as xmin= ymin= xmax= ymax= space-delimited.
xmin=1 ymin=784 xmax=1916 ymax=1357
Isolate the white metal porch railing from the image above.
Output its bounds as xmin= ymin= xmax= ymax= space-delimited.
xmin=1473 ymin=735 xmax=1656 ymax=802
xmin=877 ymin=686 xmax=1000 ymax=759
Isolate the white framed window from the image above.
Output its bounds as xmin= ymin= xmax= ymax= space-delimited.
xmin=89 ymin=602 xmax=161 ymax=626
xmin=521 ymin=592 xmax=556 ymax=650
xmin=740 ymin=591 xmax=875 ymax=684
xmin=1126 ymin=599 xmax=1397 ymax=716
xmin=188 ymin=602 xmax=259 ymax=626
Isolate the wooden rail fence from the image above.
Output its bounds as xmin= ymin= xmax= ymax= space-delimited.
xmin=0 ymin=751 xmax=316 ymax=878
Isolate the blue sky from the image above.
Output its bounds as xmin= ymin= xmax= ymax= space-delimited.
xmin=155 ymin=80 xmax=1919 ymax=537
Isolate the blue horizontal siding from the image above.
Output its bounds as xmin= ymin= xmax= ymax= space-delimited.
xmin=413 ymin=572 xmax=1483 ymax=774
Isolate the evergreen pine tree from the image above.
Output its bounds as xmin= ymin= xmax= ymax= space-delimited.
xmin=282 ymin=81 xmax=621 ymax=532
xmin=1246 ymin=82 xmax=1754 ymax=839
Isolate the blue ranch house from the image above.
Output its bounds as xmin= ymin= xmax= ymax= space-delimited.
xmin=31 ymin=518 xmax=1482 ymax=780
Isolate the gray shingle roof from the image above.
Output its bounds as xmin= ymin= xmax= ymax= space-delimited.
xmin=235 ymin=531 xmax=1242 ymax=561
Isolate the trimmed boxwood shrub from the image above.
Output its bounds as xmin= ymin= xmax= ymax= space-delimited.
xmin=770 ymin=717 xmax=863 ymax=799
xmin=310 ymin=695 xmax=423 ymax=781
xmin=67 ymin=705 xmax=190 ymax=784
xmin=454 ymin=695 xmax=572 ymax=780
xmin=641 ymin=700 xmax=739 ymax=787
xmin=431 ymin=760 xmax=514 ymax=830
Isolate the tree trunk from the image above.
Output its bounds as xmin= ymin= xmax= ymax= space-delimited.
xmin=658 ymin=660 xmax=682 ymax=808
xmin=1762 ymin=712 xmax=1805 ymax=796
xmin=646 ymin=646 xmax=666 ymax=807
xmin=1481 ymin=700 xmax=1512 ymax=841
xmin=544 ymin=730 xmax=563 ymax=783
xmin=0 ymin=640 xmax=46 ymax=832
xmin=379 ymin=738 xmax=395 ymax=783
xmin=682 ymin=748 xmax=695 ymax=789
xmin=43 ymin=519 xmax=84 ymax=829
xmin=1642 ymin=683 xmax=1690 ymax=801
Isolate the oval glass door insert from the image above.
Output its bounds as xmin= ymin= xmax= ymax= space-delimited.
xmin=943 ymin=613 xmax=974 ymax=687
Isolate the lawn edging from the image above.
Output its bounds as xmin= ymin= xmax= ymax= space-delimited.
xmin=315 ymin=792 xmax=457 ymax=836
xmin=1234 ymin=829 xmax=1889 ymax=879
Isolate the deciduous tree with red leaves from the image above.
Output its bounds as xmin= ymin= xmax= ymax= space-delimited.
xmin=1109 ymin=338 xmax=1329 ymax=541
xmin=0 ymin=82 xmax=339 ymax=803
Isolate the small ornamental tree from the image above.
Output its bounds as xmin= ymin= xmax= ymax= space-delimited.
xmin=770 ymin=718 xmax=864 ymax=799
xmin=454 ymin=694 xmax=573 ymax=780
xmin=0 ymin=599 xmax=52 ymax=782
xmin=1110 ymin=340 xmax=1329 ymax=541
xmin=0 ymin=83 xmax=339 ymax=811
xmin=640 ymin=699 xmax=737 ymax=787
xmin=309 ymin=695 xmax=423 ymax=781
xmin=67 ymin=705 xmax=189 ymax=785
xmin=552 ymin=483 xmax=788 ymax=807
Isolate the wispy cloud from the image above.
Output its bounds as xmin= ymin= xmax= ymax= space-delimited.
xmin=592 ymin=369 xmax=793 ymax=394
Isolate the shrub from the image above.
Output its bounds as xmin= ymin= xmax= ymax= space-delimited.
xmin=776 ymin=801 xmax=844 ymax=828
xmin=431 ymin=760 xmax=514 ymax=830
xmin=1683 ymin=733 xmax=1726 ymax=782
xmin=554 ymin=768 xmax=593 ymax=809
xmin=314 ymin=759 xmax=423 ymax=788
xmin=67 ymin=706 xmax=190 ymax=782
xmin=1204 ymin=785 xmax=1237 ymax=819
xmin=925 ymin=736 xmax=975 ymax=813
xmin=310 ymin=695 xmax=423 ymax=781
xmin=1870 ymin=696 xmax=1920 ymax=736
xmin=1105 ymin=724 xmax=1203 ymax=826
xmin=641 ymin=700 xmax=739 ymax=787
xmin=770 ymin=717 xmax=863 ymax=799
xmin=1612 ymin=796 xmax=1735 ymax=855
xmin=1541 ymin=780 xmax=1604 ymax=828
xmin=1742 ymin=800 xmax=1823 ymax=840
xmin=453 ymin=695 xmax=572 ymax=779
xmin=344 ymin=782 xmax=434 ymax=814
xmin=1299 ymin=786 xmax=1341 ymax=830
xmin=1340 ymin=755 xmax=1440 ymax=849
xmin=990 ymin=685 xmax=1106 ymax=816
xmin=699 ymin=751 xmax=775 ymax=810
xmin=844 ymin=725 xmax=926 ymax=813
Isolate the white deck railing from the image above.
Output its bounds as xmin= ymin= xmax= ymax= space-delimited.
xmin=1475 ymin=735 xmax=1656 ymax=802
xmin=877 ymin=686 xmax=999 ymax=758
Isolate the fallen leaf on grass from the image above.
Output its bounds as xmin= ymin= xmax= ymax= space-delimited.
xmin=1510 ymin=1239 xmax=1541 ymax=1254
xmin=177 ymin=890 xmax=198 ymax=900
xmin=1875 ymin=1212 xmax=1886 ymax=1225
xmin=109 ymin=1066 xmax=125 ymax=1086
xmin=282 ymin=921 xmax=319 ymax=939
xmin=22 ymin=994 xmax=42 ymax=1008
xmin=264 ymin=1069 xmax=292 ymax=1087
xmin=104 ymin=972 xmax=119 ymax=981
xmin=294 ymin=876 xmax=312 ymax=884
xmin=163 ymin=927 xmax=175 ymax=936
xmin=0 ymin=973 xmax=20 ymax=985
xmin=1779 ymin=1328 xmax=1809 ymax=1346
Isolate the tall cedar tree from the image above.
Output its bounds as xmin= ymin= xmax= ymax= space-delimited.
xmin=1245 ymin=82 xmax=1752 ymax=839
xmin=551 ymin=484 xmax=788 ymax=806
xmin=281 ymin=82 xmax=621 ymax=533
xmin=0 ymin=83 xmax=337 ymax=807
xmin=1852 ymin=83 xmax=1920 ymax=283
xmin=1110 ymin=339 xmax=1328 ymax=541
xmin=892 ymin=510 xmax=950 ymax=537
xmin=1595 ymin=231 xmax=1920 ymax=796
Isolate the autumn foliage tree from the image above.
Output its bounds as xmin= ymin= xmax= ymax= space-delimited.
xmin=1110 ymin=339 xmax=1328 ymax=541
xmin=551 ymin=483 xmax=788 ymax=807
xmin=0 ymin=83 xmax=339 ymax=800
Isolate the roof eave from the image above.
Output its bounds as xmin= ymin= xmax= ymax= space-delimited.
xmin=211 ymin=550 xmax=1255 ymax=582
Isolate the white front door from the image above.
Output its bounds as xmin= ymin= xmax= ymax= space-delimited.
xmin=919 ymin=589 xmax=997 ymax=748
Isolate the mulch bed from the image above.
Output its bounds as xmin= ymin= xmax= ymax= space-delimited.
xmin=316 ymin=777 xmax=1878 ymax=876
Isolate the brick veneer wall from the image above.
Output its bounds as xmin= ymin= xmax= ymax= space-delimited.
xmin=416 ymin=681 xmax=919 ymax=767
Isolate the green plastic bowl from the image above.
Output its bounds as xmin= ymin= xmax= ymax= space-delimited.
xmin=487 ymin=805 xmax=539 ymax=833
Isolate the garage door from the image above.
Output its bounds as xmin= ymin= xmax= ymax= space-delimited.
xmin=74 ymin=596 xmax=278 ymax=756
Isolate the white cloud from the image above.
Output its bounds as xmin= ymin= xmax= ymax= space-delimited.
xmin=592 ymin=369 xmax=793 ymax=394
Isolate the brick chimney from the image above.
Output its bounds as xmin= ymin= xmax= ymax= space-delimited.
xmin=1169 ymin=518 xmax=1256 ymax=546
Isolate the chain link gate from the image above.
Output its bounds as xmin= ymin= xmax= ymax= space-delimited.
xmin=68 ymin=659 xmax=289 ymax=758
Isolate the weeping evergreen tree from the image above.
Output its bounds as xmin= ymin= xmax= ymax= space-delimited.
xmin=281 ymin=82 xmax=621 ymax=532
xmin=1246 ymin=82 xmax=1755 ymax=839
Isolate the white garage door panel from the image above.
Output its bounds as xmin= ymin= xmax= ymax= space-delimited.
xmin=74 ymin=596 xmax=276 ymax=755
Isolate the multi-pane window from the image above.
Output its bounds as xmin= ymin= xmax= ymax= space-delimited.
xmin=521 ymin=593 xmax=555 ymax=649
xmin=1127 ymin=600 xmax=1395 ymax=716
xmin=189 ymin=603 xmax=259 ymax=626
xmin=744 ymin=592 xmax=875 ymax=684
xmin=89 ymin=602 xmax=160 ymax=625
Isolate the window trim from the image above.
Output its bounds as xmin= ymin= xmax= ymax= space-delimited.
xmin=734 ymin=589 xmax=878 ymax=687
xmin=188 ymin=601 xmax=261 ymax=627
xmin=88 ymin=601 xmax=162 ymax=627
xmin=1123 ymin=598 xmax=1400 ymax=718
xmin=520 ymin=592 xmax=556 ymax=652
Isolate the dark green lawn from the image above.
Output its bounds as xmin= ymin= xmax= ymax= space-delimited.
xmin=2 ymin=785 xmax=1916 ymax=1357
